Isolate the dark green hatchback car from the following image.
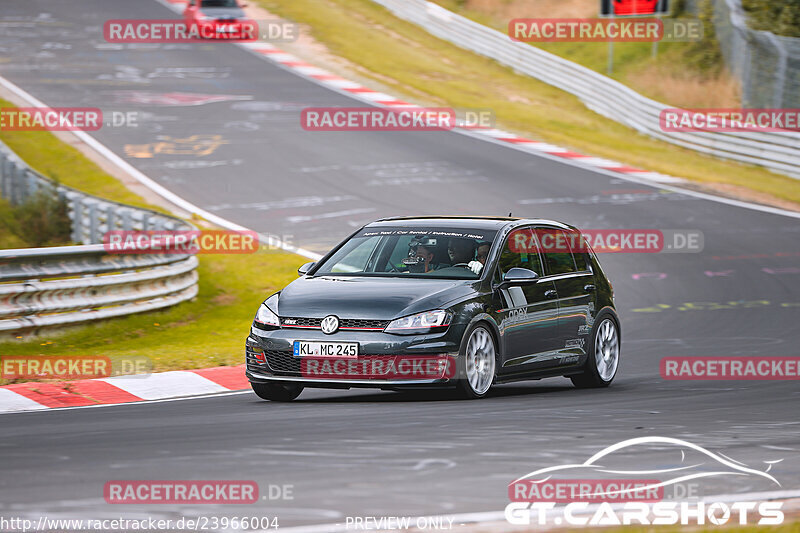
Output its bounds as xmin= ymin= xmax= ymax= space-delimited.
xmin=246 ymin=216 xmax=619 ymax=401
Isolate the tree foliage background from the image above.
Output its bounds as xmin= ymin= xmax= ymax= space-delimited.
xmin=742 ymin=0 xmax=800 ymax=37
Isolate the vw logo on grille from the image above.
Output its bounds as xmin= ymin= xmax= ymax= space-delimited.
xmin=320 ymin=315 xmax=339 ymax=334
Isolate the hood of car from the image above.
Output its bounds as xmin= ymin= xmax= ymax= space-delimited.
xmin=199 ymin=7 xmax=246 ymax=19
xmin=275 ymin=276 xmax=477 ymax=321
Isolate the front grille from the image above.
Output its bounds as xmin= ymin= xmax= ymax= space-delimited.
xmin=265 ymin=349 xmax=301 ymax=375
xmin=340 ymin=319 xmax=390 ymax=330
xmin=281 ymin=317 xmax=322 ymax=328
xmin=281 ymin=317 xmax=390 ymax=330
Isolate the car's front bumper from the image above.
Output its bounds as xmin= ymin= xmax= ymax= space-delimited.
xmin=245 ymin=324 xmax=464 ymax=389
xmin=245 ymin=369 xmax=453 ymax=390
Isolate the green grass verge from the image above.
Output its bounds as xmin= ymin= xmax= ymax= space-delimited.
xmin=0 ymin=251 xmax=299 ymax=385
xmin=257 ymin=0 xmax=800 ymax=206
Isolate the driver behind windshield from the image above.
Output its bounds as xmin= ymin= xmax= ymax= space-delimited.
xmin=448 ymin=237 xmax=484 ymax=275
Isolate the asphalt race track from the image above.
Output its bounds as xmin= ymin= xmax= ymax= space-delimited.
xmin=1 ymin=0 xmax=799 ymax=528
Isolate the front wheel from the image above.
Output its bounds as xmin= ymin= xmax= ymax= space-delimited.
xmin=571 ymin=314 xmax=620 ymax=388
xmin=251 ymin=382 xmax=304 ymax=402
xmin=457 ymin=324 xmax=497 ymax=399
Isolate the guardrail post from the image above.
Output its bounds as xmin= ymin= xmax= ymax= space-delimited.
xmin=88 ymin=201 xmax=99 ymax=244
xmin=105 ymin=204 xmax=117 ymax=235
xmin=120 ymin=209 xmax=133 ymax=231
xmin=8 ymin=163 xmax=18 ymax=205
xmin=0 ymin=154 xmax=8 ymax=200
xmin=71 ymin=196 xmax=84 ymax=244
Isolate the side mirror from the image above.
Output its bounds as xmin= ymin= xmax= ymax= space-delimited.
xmin=494 ymin=267 xmax=539 ymax=289
xmin=297 ymin=262 xmax=315 ymax=276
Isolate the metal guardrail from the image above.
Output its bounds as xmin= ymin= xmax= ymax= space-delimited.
xmin=0 ymin=141 xmax=199 ymax=333
xmin=369 ymin=0 xmax=800 ymax=180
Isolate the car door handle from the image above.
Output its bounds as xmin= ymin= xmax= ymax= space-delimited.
xmin=584 ymin=284 xmax=596 ymax=291
xmin=544 ymin=289 xmax=557 ymax=298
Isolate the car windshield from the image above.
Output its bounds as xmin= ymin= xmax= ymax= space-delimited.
xmin=313 ymin=226 xmax=498 ymax=279
xmin=201 ymin=0 xmax=239 ymax=7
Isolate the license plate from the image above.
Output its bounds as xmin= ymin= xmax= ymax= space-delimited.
xmin=293 ymin=341 xmax=358 ymax=358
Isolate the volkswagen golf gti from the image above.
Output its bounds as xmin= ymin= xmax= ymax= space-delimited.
xmin=245 ymin=216 xmax=620 ymax=401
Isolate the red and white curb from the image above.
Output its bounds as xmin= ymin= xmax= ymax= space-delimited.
xmin=0 ymin=365 xmax=249 ymax=413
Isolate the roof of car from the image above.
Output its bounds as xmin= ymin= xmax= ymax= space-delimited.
xmin=370 ymin=216 xmax=569 ymax=230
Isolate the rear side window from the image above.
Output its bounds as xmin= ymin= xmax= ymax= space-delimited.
xmin=566 ymin=229 xmax=590 ymax=272
xmin=536 ymin=228 xmax=577 ymax=275
xmin=497 ymin=227 xmax=544 ymax=278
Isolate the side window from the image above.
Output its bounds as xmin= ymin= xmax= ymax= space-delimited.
xmin=566 ymin=229 xmax=589 ymax=272
xmin=497 ymin=227 xmax=544 ymax=278
xmin=536 ymin=228 xmax=577 ymax=275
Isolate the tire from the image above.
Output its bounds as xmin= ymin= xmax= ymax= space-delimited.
xmin=571 ymin=312 xmax=620 ymax=388
xmin=456 ymin=323 xmax=497 ymax=399
xmin=251 ymin=382 xmax=304 ymax=402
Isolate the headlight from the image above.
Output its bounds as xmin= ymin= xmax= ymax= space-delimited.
xmin=384 ymin=310 xmax=451 ymax=335
xmin=254 ymin=295 xmax=280 ymax=328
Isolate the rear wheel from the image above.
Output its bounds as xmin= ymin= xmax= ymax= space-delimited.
xmin=251 ymin=382 xmax=304 ymax=402
xmin=457 ymin=324 xmax=497 ymax=399
xmin=571 ymin=314 xmax=619 ymax=388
